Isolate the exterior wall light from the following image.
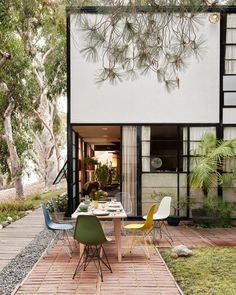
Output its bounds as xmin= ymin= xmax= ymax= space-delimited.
xmin=209 ymin=13 xmax=220 ymax=24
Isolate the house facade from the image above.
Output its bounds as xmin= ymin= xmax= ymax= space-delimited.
xmin=66 ymin=6 xmax=236 ymax=218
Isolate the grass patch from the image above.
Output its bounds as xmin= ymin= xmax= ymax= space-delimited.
xmin=160 ymin=247 xmax=236 ymax=295
xmin=30 ymin=188 xmax=66 ymax=208
xmin=0 ymin=199 xmax=34 ymax=223
xmin=0 ymin=187 xmax=66 ymax=223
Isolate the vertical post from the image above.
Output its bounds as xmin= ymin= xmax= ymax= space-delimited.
xmin=137 ymin=126 xmax=142 ymax=216
xmin=186 ymin=126 xmax=190 ymax=218
xmin=66 ymin=15 xmax=73 ymax=216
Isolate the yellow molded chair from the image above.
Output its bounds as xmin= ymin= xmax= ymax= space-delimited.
xmin=123 ymin=204 xmax=156 ymax=259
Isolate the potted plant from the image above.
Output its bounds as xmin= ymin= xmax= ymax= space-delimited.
xmin=167 ymin=196 xmax=191 ymax=226
xmin=46 ymin=194 xmax=68 ymax=222
xmin=84 ymin=156 xmax=98 ymax=170
xmin=94 ymin=162 xmax=113 ymax=189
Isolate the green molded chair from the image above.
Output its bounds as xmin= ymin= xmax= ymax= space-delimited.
xmin=73 ymin=215 xmax=112 ymax=281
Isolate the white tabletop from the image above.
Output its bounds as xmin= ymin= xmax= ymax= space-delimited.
xmin=72 ymin=201 xmax=127 ymax=219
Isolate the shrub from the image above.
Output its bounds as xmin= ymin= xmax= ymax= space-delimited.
xmin=203 ymin=196 xmax=236 ymax=227
xmin=0 ymin=199 xmax=34 ymax=223
xmin=46 ymin=194 xmax=68 ymax=213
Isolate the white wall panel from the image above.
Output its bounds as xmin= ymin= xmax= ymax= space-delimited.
xmin=223 ymin=108 xmax=236 ymax=123
xmin=70 ymin=13 xmax=220 ymax=124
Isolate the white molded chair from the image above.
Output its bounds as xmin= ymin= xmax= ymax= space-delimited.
xmin=143 ymin=196 xmax=172 ymax=242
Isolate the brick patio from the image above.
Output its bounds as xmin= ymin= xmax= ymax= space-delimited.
xmin=13 ymin=224 xmax=236 ymax=295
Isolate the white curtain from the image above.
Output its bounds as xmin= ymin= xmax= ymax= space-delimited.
xmin=122 ymin=126 xmax=137 ymax=216
xmin=225 ymin=14 xmax=236 ymax=74
xmin=142 ymin=126 xmax=151 ymax=172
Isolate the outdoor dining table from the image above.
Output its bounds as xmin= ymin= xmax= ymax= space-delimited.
xmin=71 ymin=200 xmax=127 ymax=262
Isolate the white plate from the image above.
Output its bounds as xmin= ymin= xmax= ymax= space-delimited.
xmin=93 ymin=210 xmax=110 ymax=216
xmin=109 ymin=204 xmax=120 ymax=208
xmin=107 ymin=208 xmax=117 ymax=212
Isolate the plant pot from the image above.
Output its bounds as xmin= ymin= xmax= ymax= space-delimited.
xmin=167 ymin=215 xmax=181 ymax=226
xmin=50 ymin=212 xmax=65 ymax=223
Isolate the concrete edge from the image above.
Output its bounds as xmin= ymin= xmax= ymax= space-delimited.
xmin=154 ymin=247 xmax=185 ymax=295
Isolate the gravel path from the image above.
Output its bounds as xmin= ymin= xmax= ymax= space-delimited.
xmin=0 ymin=229 xmax=53 ymax=295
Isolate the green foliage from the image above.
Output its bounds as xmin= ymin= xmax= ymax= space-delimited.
xmin=0 ymin=0 xmax=67 ymax=186
xmin=0 ymin=199 xmax=34 ymax=223
xmin=84 ymin=156 xmax=98 ymax=166
xmin=53 ymin=112 xmax=63 ymax=136
xmin=95 ymin=162 xmax=113 ymax=187
xmin=89 ymin=189 xmax=108 ymax=201
xmin=0 ymin=199 xmax=33 ymax=211
xmin=0 ymin=139 xmax=10 ymax=174
xmin=203 ymin=196 xmax=236 ymax=227
xmin=0 ymin=188 xmax=66 ymax=223
xmin=71 ymin=0 xmax=218 ymax=90
xmin=31 ymin=193 xmax=42 ymax=201
xmin=190 ymin=133 xmax=236 ymax=196
xmin=160 ymin=247 xmax=236 ymax=295
xmin=46 ymin=193 xmax=68 ymax=213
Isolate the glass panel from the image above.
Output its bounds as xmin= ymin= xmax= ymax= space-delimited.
xmin=189 ymin=127 xmax=216 ymax=155
xmin=224 ymin=127 xmax=236 ymax=140
xmin=225 ymin=61 xmax=236 ymax=74
xmin=224 ymin=92 xmax=236 ymax=105
xmin=226 ymin=29 xmax=236 ymax=43
xmin=189 ymin=127 xmax=216 ymax=140
xmin=223 ymin=76 xmax=236 ymax=91
xmin=225 ymin=45 xmax=236 ymax=59
xmin=142 ymin=157 xmax=150 ymax=172
xmin=223 ymin=127 xmax=236 ymax=172
xmin=227 ymin=14 xmax=236 ymax=28
xmin=142 ymin=126 xmax=151 ymax=140
xmin=142 ymin=141 xmax=150 ymax=156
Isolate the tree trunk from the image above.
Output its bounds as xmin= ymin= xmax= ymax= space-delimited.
xmin=3 ymin=99 xmax=24 ymax=198
xmin=32 ymin=51 xmax=61 ymax=190
xmin=37 ymin=92 xmax=60 ymax=190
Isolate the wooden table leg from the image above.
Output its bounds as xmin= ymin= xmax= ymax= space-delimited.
xmin=79 ymin=243 xmax=84 ymax=258
xmin=113 ymin=218 xmax=122 ymax=262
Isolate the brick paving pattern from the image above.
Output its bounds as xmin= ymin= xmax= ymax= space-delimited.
xmin=13 ymin=223 xmax=236 ymax=295
xmin=15 ymin=239 xmax=182 ymax=295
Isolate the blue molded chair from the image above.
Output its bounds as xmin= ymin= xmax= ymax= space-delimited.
xmin=41 ymin=203 xmax=74 ymax=257
xmin=73 ymin=215 xmax=112 ymax=282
